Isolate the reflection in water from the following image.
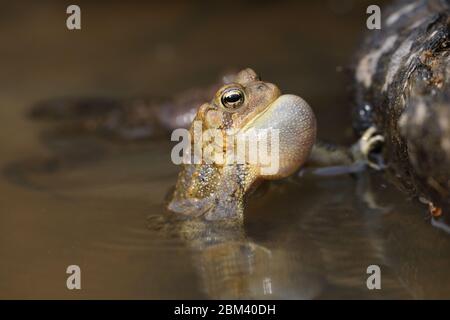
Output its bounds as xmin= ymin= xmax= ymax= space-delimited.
xmin=3 ymin=136 xmax=450 ymax=299
xmin=150 ymin=166 xmax=450 ymax=299
xmin=155 ymin=215 xmax=323 ymax=299
xmin=198 ymin=241 xmax=321 ymax=299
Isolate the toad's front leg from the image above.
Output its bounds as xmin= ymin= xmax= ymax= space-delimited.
xmin=300 ymin=126 xmax=386 ymax=177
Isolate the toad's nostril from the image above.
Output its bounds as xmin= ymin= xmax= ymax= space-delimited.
xmin=257 ymin=84 xmax=266 ymax=90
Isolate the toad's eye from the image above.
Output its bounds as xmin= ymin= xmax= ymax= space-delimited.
xmin=221 ymin=88 xmax=245 ymax=110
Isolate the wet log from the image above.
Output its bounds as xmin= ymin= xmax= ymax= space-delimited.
xmin=353 ymin=0 xmax=450 ymax=214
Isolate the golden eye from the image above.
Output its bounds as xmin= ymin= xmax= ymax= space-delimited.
xmin=221 ymin=88 xmax=245 ymax=110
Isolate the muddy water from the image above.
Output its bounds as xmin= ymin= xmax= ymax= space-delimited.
xmin=1 ymin=1 xmax=450 ymax=299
